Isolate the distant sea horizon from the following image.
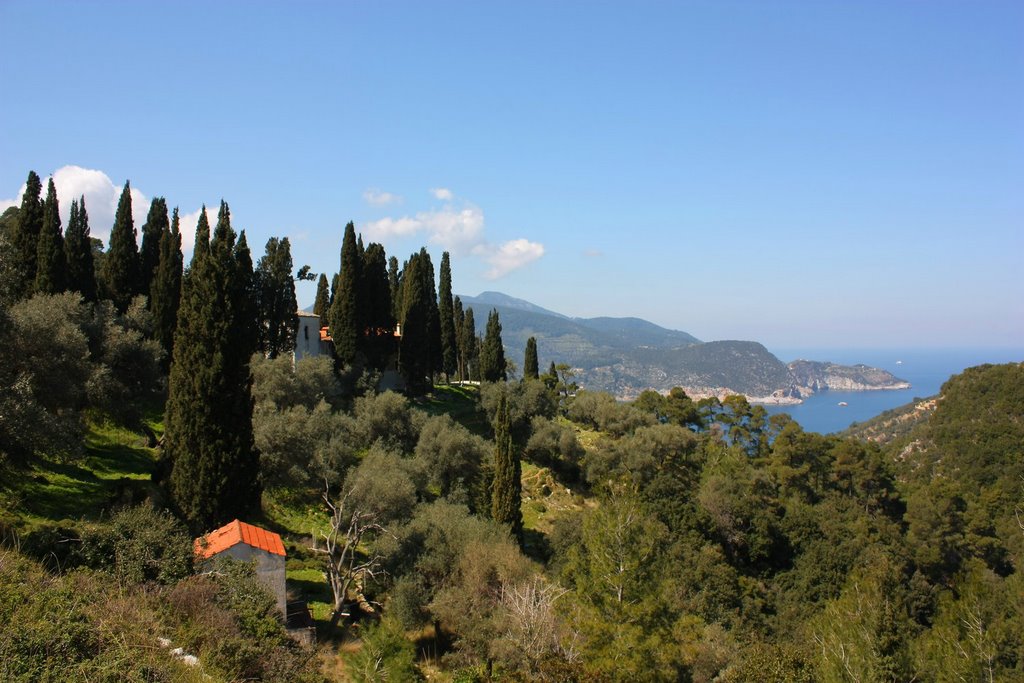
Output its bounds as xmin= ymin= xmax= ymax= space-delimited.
xmin=762 ymin=347 xmax=1024 ymax=435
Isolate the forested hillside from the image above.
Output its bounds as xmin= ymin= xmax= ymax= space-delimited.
xmin=1 ymin=172 xmax=1022 ymax=681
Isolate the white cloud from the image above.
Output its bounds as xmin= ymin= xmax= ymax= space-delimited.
xmin=363 ymin=188 xmax=402 ymax=206
xmin=363 ymin=188 xmax=544 ymax=278
xmin=0 ymin=165 xmax=149 ymax=246
xmin=477 ymin=239 xmax=546 ymax=279
xmin=583 ymin=248 xmax=604 ymax=258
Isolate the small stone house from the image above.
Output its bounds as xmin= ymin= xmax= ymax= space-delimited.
xmin=195 ymin=519 xmax=288 ymax=618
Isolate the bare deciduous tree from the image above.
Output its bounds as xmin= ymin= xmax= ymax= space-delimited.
xmin=311 ymin=480 xmax=389 ymax=630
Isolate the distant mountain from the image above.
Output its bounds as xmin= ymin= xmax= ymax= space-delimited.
xmin=459 ymin=291 xmax=908 ymax=402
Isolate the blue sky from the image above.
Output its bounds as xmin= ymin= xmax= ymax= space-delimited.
xmin=1 ymin=1 xmax=1021 ymax=349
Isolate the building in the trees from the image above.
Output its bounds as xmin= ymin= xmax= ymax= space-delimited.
xmin=195 ymin=519 xmax=288 ymax=617
xmin=294 ymin=312 xmax=333 ymax=361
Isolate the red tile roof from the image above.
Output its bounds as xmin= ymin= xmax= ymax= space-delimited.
xmin=319 ymin=327 xmax=332 ymax=342
xmin=194 ymin=519 xmax=286 ymax=559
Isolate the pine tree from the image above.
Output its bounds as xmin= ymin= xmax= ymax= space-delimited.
xmin=491 ymin=391 xmax=523 ymax=544
xmin=151 ymin=207 xmax=183 ymax=369
xmin=34 ymin=178 xmax=66 ymax=295
xmin=313 ymin=273 xmax=330 ymax=320
xmin=103 ymin=181 xmax=141 ymax=312
xmin=10 ymin=171 xmax=44 ymax=300
xmin=138 ymin=197 xmax=169 ymax=299
xmin=438 ymin=252 xmax=457 ymax=382
xmin=461 ymin=307 xmax=479 ymax=381
xmin=64 ymin=196 xmax=98 ymax=302
xmin=524 ymin=336 xmax=539 ymax=380
xmin=329 ymin=222 xmax=362 ymax=366
xmin=422 ymin=249 xmax=442 ymax=379
xmin=254 ymin=236 xmax=298 ymax=358
xmin=164 ymin=200 xmax=260 ymax=531
xmin=480 ymin=308 xmax=507 ymax=382
xmin=362 ymin=242 xmax=394 ymax=370
xmin=453 ymin=295 xmax=465 ymax=381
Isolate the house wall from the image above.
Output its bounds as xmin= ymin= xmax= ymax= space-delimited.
xmin=214 ymin=544 xmax=288 ymax=618
xmin=295 ymin=314 xmax=321 ymax=362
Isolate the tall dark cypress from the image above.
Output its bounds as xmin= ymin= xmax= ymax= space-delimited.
xmin=233 ymin=229 xmax=258 ymax=359
xmin=254 ymin=236 xmax=298 ymax=358
xmin=64 ymin=197 xmax=98 ymax=301
xmin=461 ymin=307 xmax=478 ymax=381
xmin=139 ymin=197 xmax=169 ymax=299
xmin=34 ymin=178 xmax=66 ymax=294
xmin=151 ymin=207 xmax=183 ymax=369
xmin=398 ymin=252 xmax=430 ymax=394
xmin=10 ymin=171 xmax=43 ymax=299
xmin=313 ymin=273 xmax=330 ymax=320
xmin=491 ymin=392 xmax=523 ymax=544
xmin=453 ymin=295 xmax=465 ymax=381
xmin=328 ymin=222 xmax=361 ymax=366
xmin=103 ymin=181 xmax=141 ymax=312
xmin=524 ymin=337 xmax=539 ymax=380
xmin=165 ymin=200 xmax=260 ymax=531
xmin=480 ymin=308 xmax=507 ymax=382
xmin=421 ymin=248 xmax=442 ymax=379
xmin=388 ymin=255 xmax=400 ymax=320
xmin=362 ymin=242 xmax=394 ymax=370
xmin=438 ymin=252 xmax=457 ymax=382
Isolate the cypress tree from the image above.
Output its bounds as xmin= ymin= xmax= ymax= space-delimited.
xmin=64 ymin=196 xmax=98 ymax=301
xmin=453 ymin=295 xmax=465 ymax=381
xmin=164 ymin=200 xmax=260 ymax=531
xmin=398 ymin=252 xmax=430 ymax=393
xmin=328 ymin=222 xmax=361 ymax=366
xmin=388 ymin=255 xmax=400 ymax=320
xmin=139 ymin=197 xmax=169 ymax=299
xmin=524 ymin=336 xmax=539 ymax=380
xmin=461 ymin=307 xmax=479 ymax=381
xmin=103 ymin=181 xmax=141 ymax=312
xmin=421 ymin=248 xmax=442 ymax=379
xmin=491 ymin=391 xmax=523 ymax=544
xmin=233 ymin=229 xmax=259 ymax=359
xmin=313 ymin=273 xmax=330 ymax=320
xmin=34 ymin=178 xmax=66 ymax=294
xmin=362 ymin=242 xmax=394 ymax=370
xmin=438 ymin=252 xmax=457 ymax=382
xmin=480 ymin=308 xmax=507 ymax=382
xmin=10 ymin=170 xmax=43 ymax=300
xmin=151 ymin=207 xmax=183 ymax=369
xmin=254 ymin=236 xmax=298 ymax=358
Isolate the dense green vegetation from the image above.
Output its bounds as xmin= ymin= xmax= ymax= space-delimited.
xmin=1 ymin=171 xmax=1022 ymax=680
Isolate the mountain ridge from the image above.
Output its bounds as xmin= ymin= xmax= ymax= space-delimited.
xmin=458 ymin=291 xmax=908 ymax=402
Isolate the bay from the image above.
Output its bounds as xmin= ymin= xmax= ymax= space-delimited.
xmin=762 ymin=347 xmax=1024 ymax=435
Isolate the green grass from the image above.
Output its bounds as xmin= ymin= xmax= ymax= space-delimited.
xmin=2 ymin=418 xmax=160 ymax=529
xmin=418 ymin=383 xmax=490 ymax=436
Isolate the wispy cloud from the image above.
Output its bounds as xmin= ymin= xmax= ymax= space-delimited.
xmin=583 ymin=248 xmax=604 ymax=258
xmin=363 ymin=188 xmax=402 ymax=206
xmin=362 ymin=188 xmax=544 ymax=278
xmin=476 ymin=239 xmax=546 ymax=279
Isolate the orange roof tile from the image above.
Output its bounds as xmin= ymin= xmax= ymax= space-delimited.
xmin=319 ymin=326 xmax=332 ymax=342
xmin=194 ymin=519 xmax=286 ymax=559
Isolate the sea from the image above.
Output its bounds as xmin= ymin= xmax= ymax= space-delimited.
xmin=762 ymin=347 xmax=1024 ymax=435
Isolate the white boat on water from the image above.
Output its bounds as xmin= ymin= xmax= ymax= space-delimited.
xmin=837 ymin=401 xmax=848 ymax=407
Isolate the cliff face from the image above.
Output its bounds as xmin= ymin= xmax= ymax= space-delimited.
xmin=787 ymin=360 xmax=910 ymax=397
